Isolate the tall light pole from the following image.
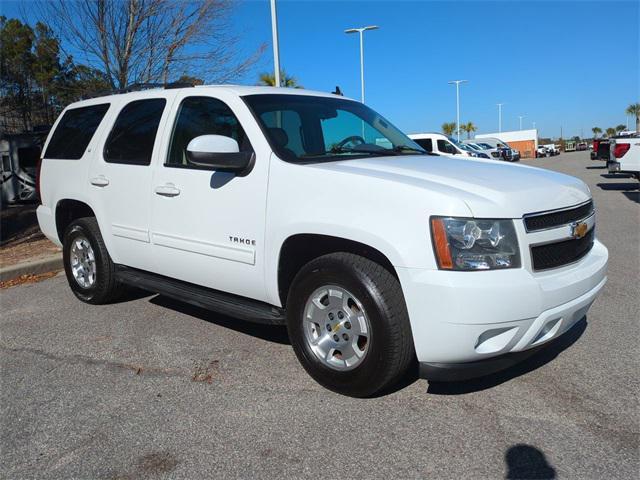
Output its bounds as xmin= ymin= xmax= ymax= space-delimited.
xmin=497 ymin=103 xmax=504 ymax=132
xmin=518 ymin=115 xmax=525 ymax=130
xmin=345 ymin=25 xmax=379 ymax=103
xmin=270 ymin=0 xmax=281 ymax=87
xmin=448 ymin=80 xmax=468 ymax=141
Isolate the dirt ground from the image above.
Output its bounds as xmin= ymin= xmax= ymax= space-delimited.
xmin=0 ymin=204 xmax=60 ymax=268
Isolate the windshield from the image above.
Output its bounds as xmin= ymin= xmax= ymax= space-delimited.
xmin=448 ymin=137 xmax=473 ymax=151
xmin=477 ymin=143 xmax=493 ymax=149
xmin=243 ymin=94 xmax=425 ymax=163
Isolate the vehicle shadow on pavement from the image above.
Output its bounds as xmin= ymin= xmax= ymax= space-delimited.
xmin=149 ymin=295 xmax=291 ymax=345
xmin=596 ymin=182 xmax=639 ymax=191
xmin=505 ymin=444 xmax=557 ymax=479
xmin=596 ymin=182 xmax=639 ymax=204
xmin=426 ymin=318 xmax=587 ymax=395
xmin=585 ymin=165 xmax=606 ymax=169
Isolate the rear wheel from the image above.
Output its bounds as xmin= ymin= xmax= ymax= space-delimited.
xmin=62 ymin=217 xmax=124 ymax=304
xmin=287 ymin=253 xmax=415 ymax=397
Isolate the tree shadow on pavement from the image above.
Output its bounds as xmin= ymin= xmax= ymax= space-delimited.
xmin=505 ymin=444 xmax=557 ymax=479
xmin=149 ymin=294 xmax=291 ymax=345
xmin=426 ymin=318 xmax=587 ymax=395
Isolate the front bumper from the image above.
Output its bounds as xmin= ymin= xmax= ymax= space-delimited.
xmin=396 ymin=239 xmax=608 ymax=376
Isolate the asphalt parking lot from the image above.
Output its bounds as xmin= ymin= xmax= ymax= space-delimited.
xmin=1 ymin=151 xmax=638 ymax=479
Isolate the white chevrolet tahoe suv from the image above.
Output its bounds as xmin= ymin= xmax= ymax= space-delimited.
xmin=37 ymin=85 xmax=608 ymax=397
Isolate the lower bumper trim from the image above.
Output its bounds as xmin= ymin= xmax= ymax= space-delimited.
xmin=417 ymin=322 xmax=582 ymax=382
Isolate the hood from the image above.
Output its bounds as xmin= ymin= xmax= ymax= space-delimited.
xmin=309 ymin=155 xmax=590 ymax=218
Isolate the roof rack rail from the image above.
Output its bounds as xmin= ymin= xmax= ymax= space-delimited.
xmin=82 ymin=81 xmax=194 ymax=100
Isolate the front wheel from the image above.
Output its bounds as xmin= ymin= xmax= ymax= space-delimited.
xmin=286 ymin=253 xmax=415 ymax=397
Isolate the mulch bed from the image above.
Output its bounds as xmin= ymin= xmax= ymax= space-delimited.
xmin=1 ymin=203 xmax=61 ymax=268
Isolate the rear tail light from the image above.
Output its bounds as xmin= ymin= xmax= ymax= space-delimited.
xmin=36 ymin=157 xmax=43 ymax=201
xmin=613 ymin=143 xmax=630 ymax=158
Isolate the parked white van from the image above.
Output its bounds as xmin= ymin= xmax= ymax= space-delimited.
xmin=37 ymin=85 xmax=608 ymax=396
xmin=408 ymin=132 xmax=490 ymax=158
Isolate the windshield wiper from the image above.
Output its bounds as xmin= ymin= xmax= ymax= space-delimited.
xmin=331 ymin=146 xmax=399 ymax=156
xmin=392 ymin=145 xmax=427 ymax=154
xmin=299 ymin=146 xmax=398 ymax=158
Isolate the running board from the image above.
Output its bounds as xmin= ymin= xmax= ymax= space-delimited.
xmin=115 ymin=266 xmax=285 ymax=325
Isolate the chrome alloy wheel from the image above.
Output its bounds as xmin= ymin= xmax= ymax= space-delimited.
xmin=303 ymin=285 xmax=371 ymax=371
xmin=69 ymin=236 xmax=96 ymax=288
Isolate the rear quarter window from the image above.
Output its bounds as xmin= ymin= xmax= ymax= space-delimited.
xmin=44 ymin=104 xmax=110 ymax=159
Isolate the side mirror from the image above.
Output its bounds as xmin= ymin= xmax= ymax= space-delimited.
xmin=186 ymin=135 xmax=253 ymax=175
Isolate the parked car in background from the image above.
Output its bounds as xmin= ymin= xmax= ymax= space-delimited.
xmin=0 ymin=130 xmax=49 ymax=204
xmin=408 ymin=133 xmax=490 ymax=158
xmin=608 ymin=135 xmax=640 ymax=180
xmin=463 ymin=140 xmax=502 ymax=159
xmin=470 ymin=137 xmax=517 ymax=162
xmin=36 ymin=84 xmax=608 ymax=396
xmin=577 ymin=142 xmax=588 ymax=151
xmin=536 ymin=146 xmax=548 ymax=158
xmin=543 ymin=144 xmax=560 ymax=156
xmin=455 ymin=141 xmax=492 ymax=159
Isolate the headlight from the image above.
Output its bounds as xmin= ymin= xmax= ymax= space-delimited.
xmin=430 ymin=217 xmax=521 ymax=270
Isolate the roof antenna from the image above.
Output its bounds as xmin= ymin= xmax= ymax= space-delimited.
xmin=332 ymin=86 xmax=343 ymax=96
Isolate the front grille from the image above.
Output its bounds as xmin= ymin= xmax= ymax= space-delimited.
xmin=524 ymin=200 xmax=594 ymax=232
xmin=531 ymin=229 xmax=595 ymax=270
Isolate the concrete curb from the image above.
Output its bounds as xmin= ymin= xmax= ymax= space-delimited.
xmin=0 ymin=254 xmax=63 ymax=282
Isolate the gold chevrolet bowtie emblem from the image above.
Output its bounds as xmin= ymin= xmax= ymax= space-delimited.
xmin=571 ymin=221 xmax=588 ymax=239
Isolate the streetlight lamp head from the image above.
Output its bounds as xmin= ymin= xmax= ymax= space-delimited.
xmin=344 ymin=28 xmax=359 ymax=34
xmin=363 ymin=25 xmax=379 ymax=31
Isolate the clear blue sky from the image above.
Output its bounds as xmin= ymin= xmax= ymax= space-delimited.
xmin=3 ymin=0 xmax=638 ymax=139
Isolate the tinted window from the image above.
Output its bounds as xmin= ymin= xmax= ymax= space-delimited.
xmin=44 ymin=104 xmax=110 ymax=159
xmin=104 ymin=99 xmax=166 ymax=165
xmin=414 ymin=138 xmax=433 ymax=152
xmin=167 ymin=97 xmax=250 ymax=166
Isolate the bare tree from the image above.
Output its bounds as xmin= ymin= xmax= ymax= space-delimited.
xmin=38 ymin=0 xmax=265 ymax=89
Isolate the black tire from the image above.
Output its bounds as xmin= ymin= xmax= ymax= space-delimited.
xmin=286 ymin=252 xmax=415 ymax=397
xmin=62 ymin=217 xmax=124 ymax=304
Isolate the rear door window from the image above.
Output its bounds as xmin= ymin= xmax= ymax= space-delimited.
xmin=104 ymin=98 xmax=166 ymax=165
xmin=44 ymin=104 xmax=110 ymax=159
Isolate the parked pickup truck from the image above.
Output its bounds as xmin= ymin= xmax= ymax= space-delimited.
xmin=37 ymin=85 xmax=608 ymax=397
xmin=608 ymin=135 xmax=640 ymax=180
xmin=591 ymin=138 xmax=610 ymax=161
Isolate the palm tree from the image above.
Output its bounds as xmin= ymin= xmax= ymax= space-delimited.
xmin=626 ymin=103 xmax=640 ymax=132
xmin=462 ymin=121 xmax=477 ymax=139
xmin=605 ymin=127 xmax=616 ymax=138
xmin=591 ymin=127 xmax=602 ymax=138
xmin=615 ymin=124 xmax=626 ymax=133
xmin=442 ymin=122 xmax=457 ymax=136
xmin=258 ymin=69 xmax=302 ymax=88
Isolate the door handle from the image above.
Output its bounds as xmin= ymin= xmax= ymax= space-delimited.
xmin=154 ymin=184 xmax=181 ymax=197
xmin=90 ymin=176 xmax=109 ymax=187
